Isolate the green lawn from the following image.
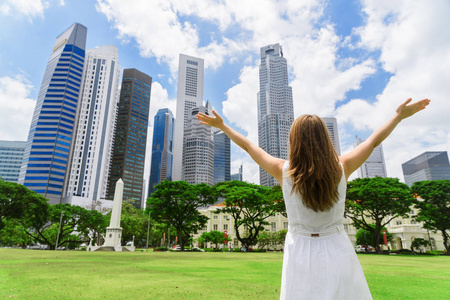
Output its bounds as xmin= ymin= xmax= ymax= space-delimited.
xmin=0 ymin=249 xmax=448 ymax=299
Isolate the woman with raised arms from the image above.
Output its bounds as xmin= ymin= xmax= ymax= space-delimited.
xmin=197 ymin=98 xmax=430 ymax=300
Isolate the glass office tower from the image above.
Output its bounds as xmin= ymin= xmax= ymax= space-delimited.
xmin=18 ymin=23 xmax=87 ymax=204
xmin=257 ymin=43 xmax=294 ymax=186
xmin=213 ymin=130 xmax=231 ymax=184
xmin=107 ymin=68 xmax=152 ymax=208
xmin=148 ymin=108 xmax=174 ymax=198
xmin=402 ymin=151 xmax=450 ymax=186
xmin=0 ymin=140 xmax=26 ymax=182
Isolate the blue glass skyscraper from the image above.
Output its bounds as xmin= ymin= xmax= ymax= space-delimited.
xmin=18 ymin=23 xmax=87 ymax=204
xmin=213 ymin=130 xmax=230 ymax=184
xmin=148 ymin=108 xmax=174 ymax=197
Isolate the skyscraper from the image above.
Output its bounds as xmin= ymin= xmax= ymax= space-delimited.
xmin=18 ymin=23 xmax=87 ymax=204
xmin=231 ymin=163 xmax=243 ymax=181
xmin=322 ymin=117 xmax=341 ymax=156
xmin=257 ymin=43 xmax=294 ymax=186
xmin=148 ymin=108 xmax=174 ymax=197
xmin=353 ymin=136 xmax=386 ymax=178
xmin=172 ymin=54 xmax=204 ymax=181
xmin=64 ymin=45 xmax=121 ymax=203
xmin=0 ymin=140 xmax=26 ymax=183
xmin=213 ymin=129 xmax=231 ymax=184
xmin=182 ymin=104 xmax=214 ymax=185
xmin=107 ymin=68 xmax=152 ymax=208
xmin=402 ymin=151 xmax=450 ymax=186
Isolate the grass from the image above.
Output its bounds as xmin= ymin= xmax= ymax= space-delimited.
xmin=0 ymin=249 xmax=448 ymax=299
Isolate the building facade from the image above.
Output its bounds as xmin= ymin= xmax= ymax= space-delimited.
xmin=148 ymin=108 xmax=174 ymax=198
xmin=63 ymin=45 xmax=121 ymax=203
xmin=402 ymin=151 xmax=450 ymax=186
xmin=322 ymin=117 xmax=341 ymax=156
xmin=257 ymin=44 xmax=294 ymax=186
xmin=18 ymin=23 xmax=87 ymax=204
xmin=194 ymin=205 xmax=446 ymax=252
xmin=0 ymin=141 xmax=26 ymax=182
xmin=213 ymin=129 xmax=231 ymax=184
xmin=353 ymin=135 xmax=387 ymax=178
xmin=182 ymin=105 xmax=215 ymax=185
xmin=172 ymin=54 xmax=204 ymax=181
xmin=107 ymin=68 xmax=152 ymax=208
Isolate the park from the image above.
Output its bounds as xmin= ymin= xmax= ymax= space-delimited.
xmin=1 ymin=248 xmax=449 ymax=299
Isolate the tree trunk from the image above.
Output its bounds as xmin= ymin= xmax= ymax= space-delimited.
xmin=442 ymin=230 xmax=450 ymax=255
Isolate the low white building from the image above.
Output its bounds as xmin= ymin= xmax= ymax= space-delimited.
xmin=195 ymin=203 xmax=446 ymax=252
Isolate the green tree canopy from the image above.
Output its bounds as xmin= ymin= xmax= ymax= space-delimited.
xmin=411 ymin=238 xmax=430 ymax=252
xmin=0 ymin=180 xmax=50 ymax=230
xmin=146 ymin=181 xmax=217 ymax=250
xmin=345 ymin=177 xmax=414 ymax=253
xmin=198 ymin=231 xmax=231 ymax=250
xmin=355 ymin=225 xmax=392 ymax=249
xmin=215 ymin=181 xmax=280 ymax=248
xmin=20 ymin=203 xmax=106 ymax=250
xmin=411 ymin=180 xmax=450 ymax=255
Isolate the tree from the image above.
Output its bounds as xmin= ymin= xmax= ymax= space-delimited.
xmin=20 ymin=203 xmax=106 ymax=249
xmin=199 ymin=231 xmax=231 ymax=250
xmin=215 ymin=181 xmax=279 ymax=248
xmin=345 ymin=177 xmax=414 ymax=253
xmin=355 ymin=225 xmax=392 ymax=251
xmin=257 ymin=229 xmax=287 ymax=250
xmin=411 ymin=180 xmax=450 ymax=255
xmin=0 ymin=180 xmax=49 ymax=230
xmin=146 ymin=181 xmax=217 ymax=250
xmin=411 ymin=238 xmax=430 ymax=252
xmin=0 ymin=219 xmax=32 ymax=247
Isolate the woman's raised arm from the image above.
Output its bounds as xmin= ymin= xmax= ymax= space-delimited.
xmin=197 ymin=110 xmax=285 ymax=185
xmin=340 ymin=98 xmax=430 ymax=180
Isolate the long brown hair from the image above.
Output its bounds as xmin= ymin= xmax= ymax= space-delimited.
xmin=286 ymin=115 xmax=342 ymax=212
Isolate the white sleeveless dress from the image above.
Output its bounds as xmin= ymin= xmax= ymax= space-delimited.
xmin=280 ymin=161 xmax=372 ymax=300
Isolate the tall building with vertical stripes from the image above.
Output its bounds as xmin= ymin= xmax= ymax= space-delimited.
xmin=107 ymin=68 xmax=152 ymax=208
xmin=322 ymin=117 xmax=341 ymax=156
xmin=354 ymin=135 xmax=386 ymax=179
xmin=63 ymin=45 xmax=121 ymax=203
xmin=18 ymin=23 xmax=87 ymax=204
xmin=0 ymin=140 xmax=26 ymax=183
xmin=172 ymin=54 xmax=204 ymax=181
xmin=148 ymin=108 xmax=174 ymax=198
xmin=257 ymin=43 xmax=293 ymax=187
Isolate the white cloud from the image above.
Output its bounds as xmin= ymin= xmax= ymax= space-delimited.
xmin=0 ymin=0 xmax=49 ymax=20
xmin=97 ymin=0 xmax=449 ymax=184
xmin=336 ymin=0 xmax=450 ymax=180
xmin=0 ymin=75 xmax=35 ymax=141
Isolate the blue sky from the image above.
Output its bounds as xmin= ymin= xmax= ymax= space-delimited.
xmin=0 ymin=0 xmax=448 ymax=184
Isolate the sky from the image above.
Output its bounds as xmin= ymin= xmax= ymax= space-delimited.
xmin=0 ymin=0 xmax=449 ymax=184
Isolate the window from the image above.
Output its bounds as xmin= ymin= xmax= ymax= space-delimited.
xmin=271 ymin=222 xmax=276 ymax=232
xmin=223 ymin=224 xmax=228 ymax=231
xmin=213 ymin=224 xmax=218 ymax=231
xmin=283 ymin=222 xmax=288 ymax=229
xmin=396 ymin=220 xmax=402 ymax=225
xmin=213 ymin=215 xmax=218 ymax=220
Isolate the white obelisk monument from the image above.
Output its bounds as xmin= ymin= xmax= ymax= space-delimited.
xmin=103 ymin=179 xmax=124 ymax=251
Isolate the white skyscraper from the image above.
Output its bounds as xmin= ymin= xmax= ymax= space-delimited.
xmin=322 ymin=117 xmax=341 ymax=156
xmin=172 ymin=54 xmax=204 ymax=181
xmin=63 ymin=45 xmax=121 ymax=203
xmin=183 ymin=104 xmax=214 ymax=185
xmin=257 ymin=43 xmax=294 ymax=186
xmin=354 ymin=135 xmax=387 ymax=178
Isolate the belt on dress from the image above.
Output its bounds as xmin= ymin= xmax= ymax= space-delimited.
xmin=289 ymin=225 xmax=344 ymax=237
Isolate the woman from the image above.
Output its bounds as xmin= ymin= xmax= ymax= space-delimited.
xmin=197 ymin=98 xmax=430 ymax=299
